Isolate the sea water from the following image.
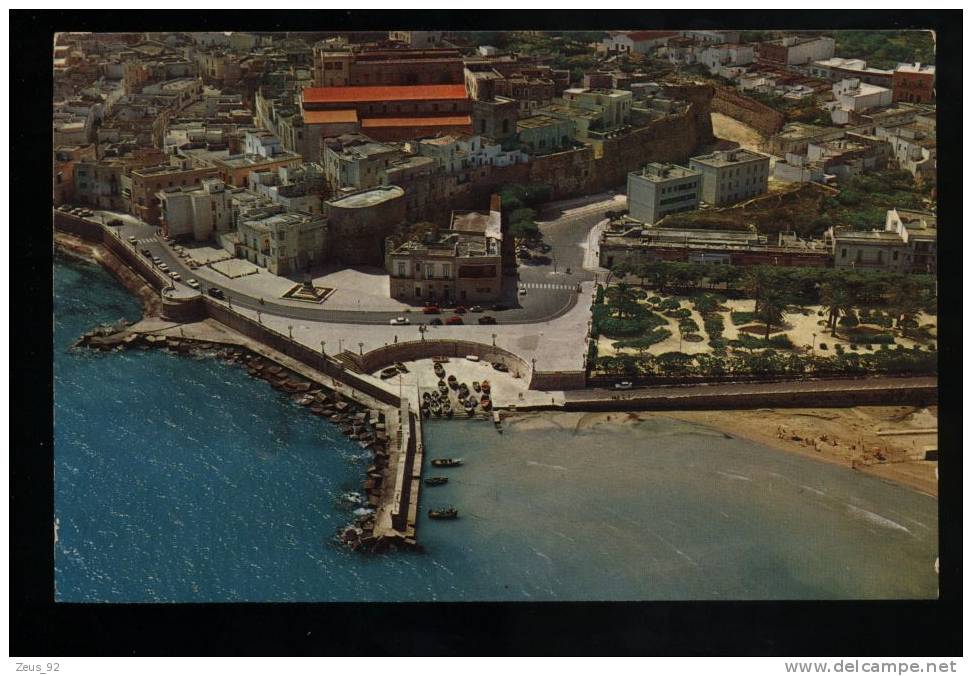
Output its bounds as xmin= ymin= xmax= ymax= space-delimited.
xmin=54 ymin=254 xmax=938 ymax=601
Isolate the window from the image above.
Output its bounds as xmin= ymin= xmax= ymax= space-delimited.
xmin=397 ymin=261 xmax=406 ymax=276
xmin=892 ymin=250 xmax=899 ymax=261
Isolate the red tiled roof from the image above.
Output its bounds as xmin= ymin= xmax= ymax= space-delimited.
xmin=303 ymin=109 xmax=359 ymax=125
xmin=360 ymin=115 xmax=471 ymax=128
xmin=625 ymin=31 xmax=680 ymax=42
xmin=303 ymin=84 xmax=468 ymax=104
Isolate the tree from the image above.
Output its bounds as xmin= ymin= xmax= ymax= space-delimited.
xmin=609 ymin=282 xmax=638 ymax=319
xmin=741 ymin=267 xmax=772 ymax=313
xmin=887 ymin=279 xmax=926 ymax=328
xmin=509 ymin=220 xmax=539 ymax=240
xmin=755 ymin=291 xmax=786 ymax=340
xmin=819 ymin=280 xmax=852 ymax=337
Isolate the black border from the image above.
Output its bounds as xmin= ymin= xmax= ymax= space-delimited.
xmin=13 ymin=9 xmax=962 ymax=656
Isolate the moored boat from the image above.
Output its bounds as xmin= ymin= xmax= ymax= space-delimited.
xmin=437 ymin=380 xmax=449 ymax=395
xmin=424 ymin=476 xmax=448 ymax=487
xmin=447 ymin=374 xmax=458 ymax=389
xmin=433 ymin=362 xmax=445 ymax=378
xmin=480 ymin=395 xmax=492 ymax=411
xmin=428 ymin=507 xmax=459 ymax=520
xmin=481 ymin=380 xmax=491 ymax=394
xmin=395 ymin=361 xmax=408 ymax=373
xmin=473 ymin=381 xmax=481 ymax=392
xmin=431 ymin=458 xmax=463 ymax=467
xmin=380 ymin=367 xmax=399 ymax=379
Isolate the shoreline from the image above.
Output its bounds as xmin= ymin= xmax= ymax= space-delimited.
xmin=533 ymin=408 xmax=937 ymax=497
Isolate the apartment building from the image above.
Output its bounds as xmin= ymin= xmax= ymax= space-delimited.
xmin=627 ymin=163 xmax=702 ymax=224
xmin=688 ymin=149 xmax=770 ymax=207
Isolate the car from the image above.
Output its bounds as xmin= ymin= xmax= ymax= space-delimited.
xmin=469 ymin=305 xmax=484 ymax=313
xmin=614 ymin=381 xmax=633 ymax=390
xmin=390 ymin=316 xmax=410 ymax=326
xmin=422 ymin=305 xmax=440 ymax=314
xmin=128 ymin=236 xmax=138 ymax=244
xmin=187 ymin=278 xmax=200 ymax=289
xmin=429 ymin=318 xmax=443 ymax=326
xmin=478 ymin=316 xmax=497 ymax=325
xmin=207 ymin=287 xmax=225 ymax=299
xmin=57 ymin=204 xmax=71 ymax=212
xmin=158 ymin=263 xmax=170 ymax=272
xmin=141 ymin=248 xmax=152 ymax=257
xmin=169 ymin=272 xmax=181 ymax=281
xmin=152 ymin=256 xmax=162 ymax=265
xmin=108 ymin=218 xmax=123 ymax=227
xmin=518 ymin=288 xmax=528 ymax=296
xmin=81 ymin=209 xmax=94 ymax=217
xmin=453 ymin=306 xmax=467 ymax=314
xmin=445 ymin=316 xmax=464 ymax=325
xmin=492 ymin=362 xmax=509 ymax=372
xmin=491 ymin=303 xmax=508 ymax=312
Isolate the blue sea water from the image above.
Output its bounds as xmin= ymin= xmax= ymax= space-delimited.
xmin=54 ymin=254 xmax=938 ymax=601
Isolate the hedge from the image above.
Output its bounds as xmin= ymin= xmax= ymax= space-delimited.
xmin=611 ymin=328 xmax=672 ymax=350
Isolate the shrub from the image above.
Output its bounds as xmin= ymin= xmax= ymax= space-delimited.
xmin=834 ymin=344 xmax=845 ymax=355
xmin=850 ymin=343 xmax=859 ymax=351
xmin=647 ymin=296 xmax=661 ymax=305
xmin=666 ymin=308 xmax=692 ymax=319
xmin=709 ymin=337 xmax=727 ymax=349
xmin=611 ymin=328 xmax=672 ymax=350
xmin=731 ymin=311 xmax=756 ymax=326
xmin=692 ymin=294 xmax=721 ymax=314
xmin=703 ymin=314 xmax=725 ymax=340
xmin=839 ymin=312 xmax=860 ymax=327
xmin=768 ymin=334 xmax=794 ymax=349
xmin=683 ymin=333 xmax=704 ymax=342
xmin=848 ymin=332 xmax=894 ymax=345
xmin=820 ymin=342 xmax=829 ymax=350
xmin=679 ymin=318 xmax=700 ymax=332
xmin=817 ymin=310 xmax=825 ymax=317
xmin=657 ymin=298 xmax=681 ymax=311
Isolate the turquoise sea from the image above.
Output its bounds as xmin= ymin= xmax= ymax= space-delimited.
xmin=54 ymin=253 xmax=938 ymax=601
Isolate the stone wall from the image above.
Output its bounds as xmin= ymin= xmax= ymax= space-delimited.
xmin=203 ymin=300 xmax=401 ymax=407
xmin=712 ymin=85 xmax=785 ymax=137
xmin=530 ymin=370 xmax=587 ymax=391
xmin=350 ymin=338 xmax=531 ymax=378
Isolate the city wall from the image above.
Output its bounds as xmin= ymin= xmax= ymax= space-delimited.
xmin=711 ymin=85 xmax=785 ymax=137
xmin=349 ymin=339 xmax=531 ymax=379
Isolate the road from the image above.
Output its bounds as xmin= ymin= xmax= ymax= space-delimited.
xmin=94 ymin=192 xmax=624 ymax=327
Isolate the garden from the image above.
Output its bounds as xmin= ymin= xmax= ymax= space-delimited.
xmin=589 ymin=262 xmax=937 ymax=381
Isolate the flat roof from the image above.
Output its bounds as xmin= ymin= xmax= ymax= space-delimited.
xmin=360 ymin=115 xmax=471 ymax=128
xmin=304 ymin=109 xmax=359 ymax=125
xmin=327 ymin=185 xmax=404 ymax=208
xmin=303 ymin=84 xmax=468 ymax=104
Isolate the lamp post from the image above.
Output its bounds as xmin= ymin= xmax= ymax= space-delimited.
xmin=358 ymin=342 xmax=364 ymax=355
xmin=288 ymin=325 xmax=293 ymax=340
xmin=338 ymin=338 xmax=343 ymax=353
xmin=492 ymin=333 xmax=497 ymax=347
xmin=320 ymin=340 xmax=326 ymax=357
xmin=419 ymin=325 xmax=426 ymax=341
xmin=812 ymin=332 xmax=816 ymax=356
xmin=257 ymin=310 xmax=262 ymax=325
xmin=228 ymin=296 xmax=232 ymax=309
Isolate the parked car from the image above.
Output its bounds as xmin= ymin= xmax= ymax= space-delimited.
xmin=141 ymin=248 xmax=152 ymax=257
xmin=445 ymin=316 xmax=464 ymax=325
xmin=518 ymin=288 xmax=528 ymax=296
xmin=169 ymin=272 xmax=181 ymax=281
xmin=469 ymin=305 xmax=484 ymax=313
xmin=422 ymin=305 xmax=440 ymax=314
xmin=57 ymin=204 xmax=72 ymax=212
xmin=614 ymin=381 xmax=633 ymax=390
xmin=453 ymin=306 xmax=467 ymax=315
xmin=187 ymin=278 xmax=200 ymax=289
xmin=158 ymin=263 xmax=170 ymax=272
xmin=152 ymin=256 xmax=161 ymax=265
xmin=478 ymin=316 xmax=497 ymax=325
xmin=390 ymin=316 xmax=410 ymax=326
xmin=429 ymin=318 xmax=443 ymax=326
xmin=207 ymin=287 xmax=225 ymax=299
xmin=128 ymin=236 xmax=138 ymax=244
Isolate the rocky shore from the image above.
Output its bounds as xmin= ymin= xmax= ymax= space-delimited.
xmin=73 ymin=326 xmax=411 ymax=554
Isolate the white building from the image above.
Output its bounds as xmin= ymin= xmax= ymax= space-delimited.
xmin=237 ymin=208 xmax=328 ymax=276
xmin=601 ymin=31 xmax=679 ymax=55
xmin=158 ymin=178 xmax=234 ymax=241
xmin=627 ymin=163 xmax=702 ymax=224
xmin=698 ymin=43 xmax=755 ymax=76
xmin=411 ymin=134 xmax=528 ymax=174
xmin=689 ymin=149 xmax=770 ymax=207
xmin=243 ymin=129 xmax=285 ymax=158
xmin=387 ymin=30 xmax=442 ymax=47
xmin=827 ymin=78 xmax=893 ymax=124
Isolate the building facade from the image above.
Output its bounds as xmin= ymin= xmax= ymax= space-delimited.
xmin=325 ymin=185 xmax=407 ymax=266
xmin=626 ymin=163 xmax=701 ymax=224
xmin=158 ymin=178 xmax=233 ymax=241
xmin=688 ymin=149 xmax=770 ymax=207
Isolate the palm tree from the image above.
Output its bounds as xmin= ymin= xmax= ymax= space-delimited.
xmin=819 ymin=280 xmax=851 ymax=337
xmin=742 ymin=267 xmax=771 ymax=314
xmin=756 ymin=291 xmax=786 ymax=341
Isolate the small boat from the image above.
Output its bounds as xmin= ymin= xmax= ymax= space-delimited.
xmin=473 ymin=381 xmax=481 ymax=392
xmin=431 ymin=458 xmax=463 ymax=467
xmin=464 ymin=399 xmax=476 ymax=416
xmin=422 ymin=391 xmax=431 ymax=403
xmin=431 ymin=402 xmax=442 ymax=417
xmin=458 ymin=383 xmax=469 ymax=398
xmin=433 ymin=362 xmax=445 ymax=378
xmin=421 ymin=406 xmax=430 ymax=419
xmin=424 ymin=476 xmax=449 ymax=487
xmin=480 ymin=395 xmax=492 ymax=411
xmin=443 ymin=403 xmax=454 ymax=418
xmin=465 ymin=355 xmax=480 ymax=362
xmin=428 ymin=507 xmax=459 ymax=520
xmin=437 ymin=380 xmax=449 ymax=395
xmin=447 ymin=375 xmax=458 ymax=389
xmin=380 ymin=367 xmax=399 ymax=379
xmin=395 ymin=361 xmax=408 ymax=373
xmin=481 ymin=380 xmax=491 ymax=394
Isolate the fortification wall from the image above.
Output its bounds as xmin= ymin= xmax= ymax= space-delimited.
xmin=711 ymin=85 xmax=785 ymax=137
xmin=350 ymin=339 xmax=531 ymax=378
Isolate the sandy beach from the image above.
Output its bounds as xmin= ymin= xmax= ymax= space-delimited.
xmin=554 ymin=406 xmax=938 ymax=497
